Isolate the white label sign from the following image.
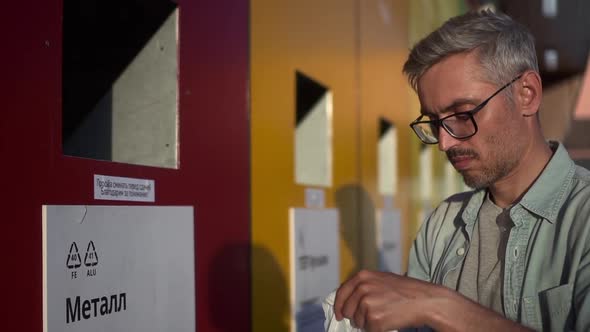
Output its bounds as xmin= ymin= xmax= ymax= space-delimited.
xmin=94 ymin=174 xmax=155 ymax=202
xmin=43 ymin=205 xmax=195 ymax=332
xmin=290 ymin=208 xmax=339 ymax=332
xmin=378 ymin=209 xmax=402 ymax=274
xmin=304 ymin=188 xmax=325 ymax=208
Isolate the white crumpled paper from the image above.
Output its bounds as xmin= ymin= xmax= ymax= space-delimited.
xmin=322 ymin=291 xmax=401 ymax=332
xmin=322 ymin=291 xmax=363 ymax=332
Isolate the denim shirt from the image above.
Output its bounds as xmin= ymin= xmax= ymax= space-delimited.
xmin=407 ymin=142 xmax=590 ymax=331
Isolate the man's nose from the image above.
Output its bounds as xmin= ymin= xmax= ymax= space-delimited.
xmin=438 ymin=126 xmax=460 ymax=152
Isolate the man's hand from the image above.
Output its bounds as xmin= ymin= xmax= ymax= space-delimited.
xmin=333 ymin=270 xmax=445 ymax=331
xmin=333 ymin=270 xmax=533 ymax=332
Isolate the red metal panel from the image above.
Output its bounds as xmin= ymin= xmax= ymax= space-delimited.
xmin=1 ymin=0 xmax=250 ymax=331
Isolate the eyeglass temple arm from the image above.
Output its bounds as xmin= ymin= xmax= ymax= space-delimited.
xmin=471 ymin=74 xmax=523 ymax=116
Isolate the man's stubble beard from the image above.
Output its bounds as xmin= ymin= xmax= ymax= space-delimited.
xmin=460 ymin=129 xmax=522 ymax=189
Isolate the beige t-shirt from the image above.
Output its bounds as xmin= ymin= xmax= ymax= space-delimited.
xmin=445 ymin=193 xmax=514 ymax=315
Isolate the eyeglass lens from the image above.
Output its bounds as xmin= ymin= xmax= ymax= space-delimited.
xmin=413 ymin=114 xmax=476 ymax=144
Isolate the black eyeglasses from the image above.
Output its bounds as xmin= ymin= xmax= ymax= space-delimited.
xmin=410 ymin=75 xmax=522 ymax=144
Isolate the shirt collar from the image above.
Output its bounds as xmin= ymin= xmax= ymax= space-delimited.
xmin=461 ymin=189 xmax=486 ymax=225
xmin=461 ymin=141 xmax=575 ymax=225
xmin=518 ymin=141 xmax=575 ymax=224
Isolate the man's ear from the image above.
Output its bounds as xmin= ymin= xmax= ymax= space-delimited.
xmin=517 ymin=70 xmax=542 ymax=117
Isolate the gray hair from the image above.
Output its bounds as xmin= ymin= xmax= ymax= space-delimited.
xmin=403 ymin=10 xmax=539 ymax=94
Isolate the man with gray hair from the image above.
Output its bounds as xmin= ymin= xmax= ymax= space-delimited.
xmin=329 ymin=9 xmax=590 ymax=331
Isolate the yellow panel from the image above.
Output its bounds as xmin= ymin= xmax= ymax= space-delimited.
xmin=358 ymin=0 xmax=412 ymax=271
xmin=251 ymin=1 xmax=358 ymax=331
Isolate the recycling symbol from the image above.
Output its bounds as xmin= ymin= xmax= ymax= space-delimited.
xmin=66 ymin=242 xmax=82 ymax=269
xmin=84 ymin=241 xmax=99 ymax=267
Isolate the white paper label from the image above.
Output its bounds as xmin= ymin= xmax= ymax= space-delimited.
xmin=43 ymin=205 xmax=195 ymax=332
xmin=305 ymin=188 xmax=325 ymax=208
xmin=378 ymin=209 xmax=402 ymax=274
xmin=94 ymin=174 xmax=155 ymax=202
xmin=290 ymin=208 xmax=339 ymax=332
